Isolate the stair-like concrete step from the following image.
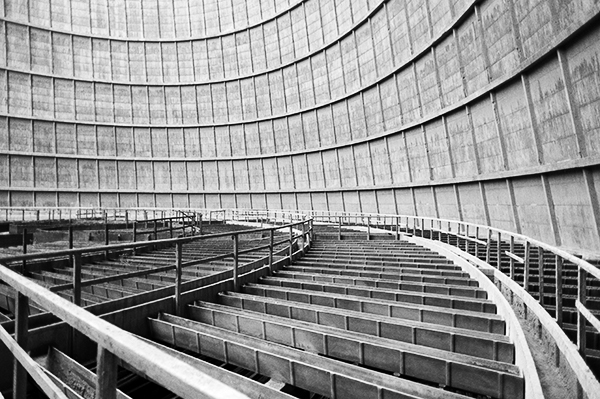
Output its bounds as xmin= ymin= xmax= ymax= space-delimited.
xmin=283 ymin=265 xmax=477 ymax=286
xmin=294 ymin=258 xmax=464 ymax=272
xmin=256 ymin=276 xmax=496 ymax=313
xmin=304 ymin=254 xmax=455 ymax=265
xmin=232 ymin=286 xmax=505 ymax=334
xmin=219 ymin=293 xmax=513 ymax=362
xmin=194 ymin=300 xmax=515 ymax=362
xmin=136 ymin=336 xmax=296 ymax=398
xmin=185 ymin=303 xmax=521 ymax=397
xmin=293 ymin=259 xmax=469 ymax=277
xmin=150 ymin=313 xmax=522 ymax=399
xmin=273 ymin=270 xmax=486 ymax=299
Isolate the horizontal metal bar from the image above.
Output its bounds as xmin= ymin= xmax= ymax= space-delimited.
xmin=0 ymin=221 xmax=312 ymax=264
xmin=0 ymin=265 xmax=250 ymax=399
xmin=504 ymin=251 xmax=525 ymax=264
xmin=575 ymin=300 xmax=600 ymax=333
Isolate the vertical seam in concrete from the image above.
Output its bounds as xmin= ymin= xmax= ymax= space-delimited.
xmin=557 ymin=49 xmax=587 ymax=158
xmin=465 ymin=105 xmax=481 ymax=175
xmin=506 ymin=0 xmax=524 ymax=63
xmin=332 ymin=0 xmax=340 ymax=38
xmin=260 ymin=157 xmax=267 ymax=190
xmin=442 ymin=115 xmax=455 ymax=179
xmin=479 ymin=181 xmax=490 ymax=226
xmin=317 ymin=0 xmax=325 ymax=48
xmin=314 ymin=108 xmax=322 ymax=148
xmin=385 ymin=136 xmax=394 ymax=185
xmin=393 ymin=72 xmax=404 ymax=126
xmin=285 ymin=114 xmax=293 ymax=151
xmin=231 ymin=158 xmax=237 ymax=190
xmin=541 ymin=174 xmax=561 ymax=246
xmin=422 ymin=125 xmax=432 ymax=181
xmin=452 ymin=29 xmax=467 ymax=98
xmin=521 ymin=74 xmax=544 ymax=165
xmin=432 ymin=186 xmax=440 ymax=219
xmin=412 ymin=62 xmax=423 ymax=118
xmin=304 ymin=152 xmax=311 ymax=189
xmin=403 ymin=0 xmax=413 ymax=56
xmin=245 ymin=158 xmax=251 ymax=191
xmin=357 ymin=188 xmax=363 ymax=213
xmin=367 ymin=141 xmax=375 ymax=186
xmin=352 ymin=30 xmax=362 ymax=87
xmin=473 ymin=5 xmax=492 ymax=84
xmin=335 ymin=148 xmax=342 ymax=187
xmin=583 ymin=168 xmax=600 ymax=245
xmin=351 ymin=145 xmax=359 ymax=187
xmin=403 ymin=131 xmax=413 ymax=182
xmin=320 ymin=150 xmax=327 ymax=188
xmin=431 ymin=44 xmax=444 ymax=110
xmin=274 ymin=156 xmax=281 ymax=190
xmin=186 ymin=0 xmax=193 ymax=38
xmin=369 ymin=17 xmax=379 ymax=79
xmin=410 ymin=187 xmax=417 ymax=216
xmin=453 ymin=184 xmax=462 ymax=221
xmin=424 ymin=0 xmax=434 ymax=40
xmin=506 ymin=178 xmax=522 ymax=234
xmin=489 ymin=92 xmax=509 ymax=170
xmin=383 ymin=3 xmax=395 ymax=68
xmin=289 ymin=154 xmax=296 ymax=189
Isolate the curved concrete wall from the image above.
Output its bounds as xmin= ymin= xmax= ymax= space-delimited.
xmin=2 ymin=0 xmax=600 ymax=254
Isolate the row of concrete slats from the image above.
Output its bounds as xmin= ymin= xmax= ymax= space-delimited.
xmin=149 ymin=238 xmax=525 ymax=399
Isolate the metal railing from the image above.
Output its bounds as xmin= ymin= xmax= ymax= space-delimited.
xmin=300 ymin=209 xmax=599 ymax=369
xmin=0 ymin=209 xmax=313 ymax=399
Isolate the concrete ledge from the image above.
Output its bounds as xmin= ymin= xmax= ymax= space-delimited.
xmin=407 ymin=236 xmax=546 ymax=399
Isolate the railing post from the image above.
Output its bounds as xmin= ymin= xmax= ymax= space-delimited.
xmin=509 ymin=236 xmax=515 ymax=279
xmin=484 ymin=229 xmax=491 ymax=264
xmin=36 ymin=210 xmax=40 ymax=221
xmin=96 ymin=347 xmax=118 ymax=399
xmin=338 ymin=217 xmax=342 ymax=241
xmin=578 ymin=267 xmax=587 ymax=358
xmin=175 ymin=242 xmax=183 ymax=316
xmin=124 ymin=211 xmax=129 ymax=229
xmin=538 ymin=248 xmax=545 ymax=305
xmin=430 ymin=219 xmax=434 ymax=241
xmin=269 ymin=229 xmax=274 ymax=274
xmin=169 ymin=218 xmax=174 ymax=238
xmin=69 ymin=222 xmax=74 ymax=270
xmin=523 ymin=241 xmax=531 ymax=291
xmin=367 ymin=217 xmax=371 ymax=241
xmin=289 ymin=225 xmax=294 ymax=261
xmin=21 ymin=228 xmax=27 ymax=276
xmin=13 ymin=292 xmax=29 ymax=399
xmin=464 ymin=225 xmax=468 ymax=251
xmin=496 ymin=232 xmax=502 ymax=269
xmin=73 ymin=253 xmax=82 ymax=306
xmin=132 ymin=222 xmax=137 ymax=256
xmin=556 ymin=255 xmax=563 ymax=327
xmin=475 ymin=227 xmax=480 ymax=256
xmin=104 ymin=212 xmax=109 ymax=259
xmin=153 ymin=220 xmax=158 ymax=250
xmin=199 ymin=213 xmax=203 ymax=235
xmin=420 ymin=218 xmax=424 ymax=237
xmin=395 ymin=217 xmax=399 ymax=240
xmin=232 ymin=234 xmax=239 ymax=292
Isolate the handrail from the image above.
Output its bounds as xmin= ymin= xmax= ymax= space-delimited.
xmin=292 ymin=208 xmax=600 ymax=396
xmin=0 ymin=265 xmax=249 ymax=399
xmin=0 ymin=210 xmax=313 ymax=398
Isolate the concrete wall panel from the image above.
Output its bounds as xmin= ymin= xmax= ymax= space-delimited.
xmin=483 ymin=180 xmax=513 ymax=232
